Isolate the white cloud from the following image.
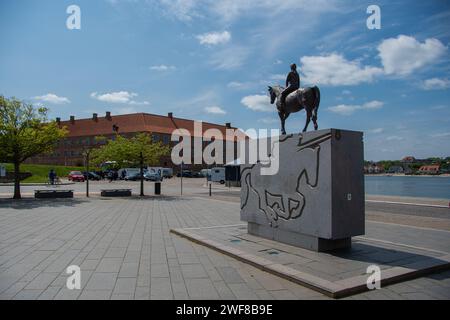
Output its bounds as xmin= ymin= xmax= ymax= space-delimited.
xmin=114 ymin=106 xmax=138 ymax=115
xmin=90 ymin=91 xmax=149 ymax=105
xmin=300 ymin=54 xmax=383 ymax=86
xmin=430 ymin=132 xmax=450 ymax=138
xmin=378 ymin=35 xmax=447 ymax=76
xmin=258 ymin=117 xmax=278 ymax=124
xmin=422 ymin=78 xmax=450 ymax=90
xmin=430 ymin=105 xmax=447 ymax=110
xmin=386 ymin=136 xmax=404 ymax=141
xmin=328 ymin=100 xmax=383 ymax=115
xmin=370 ymin=128 xmax=384 ymax=134
xmin=204 ymin=106 xmax=226 ymax=115
xmin=227 ymin=81 xmax=255 ymax=90
xmin=155 ymin=0 xmax=337 ymax=22
xmin=227 ymin=81 xmax=245 ymax=88
xmin=241 ymin=94 xmax=273 ymax=112
xmin=269 ymin=74 xmax=286 ymax=81
xmin=209 ymin=46 xmax=250 ymax=70
xmin=197 ymin=31 xmax=231 ymax=45
xmin=33 ymin=93 xmax=70 ymax=104
xmin=155 ymin=0 xmax=200 ymax=22
xmin=129 ymin=100 xmax=150 ymax=106
xmin=150 ymin=65 xmax=176 ymax=71
xmin=299 ymin=36 xmax=447 ymax=87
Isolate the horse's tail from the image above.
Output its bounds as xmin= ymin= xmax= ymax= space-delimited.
xmin=313 ymin=86 xmax=320 ymax=120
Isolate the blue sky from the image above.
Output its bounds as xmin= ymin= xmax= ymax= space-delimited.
xmin=1 ymin=0 xmax=449 ymax=160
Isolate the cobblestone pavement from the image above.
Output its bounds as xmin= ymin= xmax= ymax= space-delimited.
xmin=0 ymin=196 xmax=449 ymax=300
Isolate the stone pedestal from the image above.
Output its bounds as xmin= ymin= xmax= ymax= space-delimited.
xmin=240 ymin=129 xmax=365 ymax=252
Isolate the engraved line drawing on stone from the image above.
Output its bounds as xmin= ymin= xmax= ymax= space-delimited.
xmin=241 ymin=132 xmax=332 ymax=227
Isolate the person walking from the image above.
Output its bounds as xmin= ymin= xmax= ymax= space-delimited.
xmin=48 ymin=169 xmax=56 ymax=185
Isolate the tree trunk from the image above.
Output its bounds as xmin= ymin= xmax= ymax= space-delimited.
xmin=13 ymin=161 xmax=21 ymax=199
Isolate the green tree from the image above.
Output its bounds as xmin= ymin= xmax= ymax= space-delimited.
xmin=0 ymin=96 xmax=68 ymax=199
xmin=91 ymin=133 xmax=170 ymax=195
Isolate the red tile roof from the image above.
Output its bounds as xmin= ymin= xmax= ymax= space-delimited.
xmin=58 ymin=113 xmax=243 ymax=141
xmin=419 ymin=165 xmax=440 ymax=171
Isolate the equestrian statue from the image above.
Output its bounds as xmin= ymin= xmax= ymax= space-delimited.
xmin=268 ymin=63 xmax=321 ymax=135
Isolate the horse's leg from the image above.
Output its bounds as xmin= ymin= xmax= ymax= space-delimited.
xmin=278 ymin=111 xmax=286 ymax=135
xmin=303 ymin=110 xmax=311 ymax=133
xmin=312 ymin=109 xmax=318 ymax=131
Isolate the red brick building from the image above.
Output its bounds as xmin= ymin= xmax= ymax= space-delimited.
xmin=28 ymin=112 xmax=242 ymax=170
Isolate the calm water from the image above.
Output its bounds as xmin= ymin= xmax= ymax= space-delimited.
xmin=365 ymin=176 xmax=450 ymax=199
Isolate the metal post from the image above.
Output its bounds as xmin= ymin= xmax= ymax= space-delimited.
xmin=180 ymin=161 xmax=183 ymax=196
xmin=140 ymin=152 xmax=144 ymax=196
xmin=209 ymin=183 xmax=212 ymax=197
xmin=85 ymin=151 xmax=90 ymax=198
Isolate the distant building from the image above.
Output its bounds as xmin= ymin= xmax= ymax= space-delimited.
xmin=401 ymin=156 xmax=416 ymax=163
xmin=27 ymin=112 xmax=244 ymax=170
xmin=418 ymin=165 xmax=440 ymax=175
xmin=387 ymin=166 xmax=404 ymax=174
xmin=364 ymin=164 xmax=384 ymax=174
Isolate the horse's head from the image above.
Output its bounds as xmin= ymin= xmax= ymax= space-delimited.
xmin=268 ymin=86 xmax=277 ymax=104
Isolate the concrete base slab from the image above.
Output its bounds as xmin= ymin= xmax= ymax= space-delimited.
xmin=170 ymin=225 xmax=450 ymax=298
xmin=248 ymin=222 xmax=351 ymax=252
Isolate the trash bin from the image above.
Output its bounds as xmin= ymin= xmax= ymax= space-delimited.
xmin=155 ymin=182 xmax=161 ymax=195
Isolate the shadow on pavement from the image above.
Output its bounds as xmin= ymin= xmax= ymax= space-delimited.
xmin=329 ymin=241 xmax=450 ymax=270
xmin=0 ymin=198 xmax=89 ymax=210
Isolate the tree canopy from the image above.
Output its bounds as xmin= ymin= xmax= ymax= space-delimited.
xmin=0 ymin=96 xmax=68 ymax=198
xmin=90 ymin=132 xmax=170 ymax=168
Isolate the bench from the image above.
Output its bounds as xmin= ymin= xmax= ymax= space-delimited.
xmin=35 ymin=190 xmax=74 ymax=199
xmin=101 ymin=189 xmax=132 ymax=197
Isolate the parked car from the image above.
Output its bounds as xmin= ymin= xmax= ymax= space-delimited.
xmin=162 ymin=168 xmax=173 ymax=179
xmin=199 ymin=169 xmax=211 ymax=178
xmin=118 ymin=168 xmax=141 ymax=180
xmin=177 ymin=170 xmax=193 ymax=178
xmin=144 ymin=172 xmax=162 ymax=182
xmin=68 ymin=171 xmax=85 ymax=182
xmin=82 ymin=171 xmax=102 ymax=180
xmin=124 ymin=172 xmax=144 ymax=181
xmin=191 ymin=171 xmax=202 ymax=178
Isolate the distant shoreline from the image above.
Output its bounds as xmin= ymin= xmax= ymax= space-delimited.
xmin=365 ymin=173 xmax=450 ymax=177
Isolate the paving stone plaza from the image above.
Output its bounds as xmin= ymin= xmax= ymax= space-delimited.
xmin=0 ymin=179 xmax=449 ymax=300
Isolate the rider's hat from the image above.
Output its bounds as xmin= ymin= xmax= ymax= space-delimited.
xmin=290 ymin=63 xmax=297 ymax=70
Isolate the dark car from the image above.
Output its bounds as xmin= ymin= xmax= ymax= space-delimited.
xmin=83 ymin=171 xmax=102 ymax=180
xmin=144 ymin=172 xmax=162 ymax=182
xmin=124 ymin=172 xmax=144 ymax=181
xmin=176 ymin=170 xmax=193 ymax=178
xmin=68 ymin=171 xmax=85 ymax=182
xmin=191 ymin=171 xmax=202 ymax=178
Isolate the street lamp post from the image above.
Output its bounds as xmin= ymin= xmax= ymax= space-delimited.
xmin=85 ymin=149 xmax=91 ymax=198
xmin=140 ymin=151 xmax=144 ymax=197
xmin=180 ymin=161 xmax=183 ymax=196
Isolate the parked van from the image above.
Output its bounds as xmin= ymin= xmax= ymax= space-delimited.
xmin=210 ymin=167 xmax=225 ymax=184
xmin=146 ymin=167 xmax=164 ymax=181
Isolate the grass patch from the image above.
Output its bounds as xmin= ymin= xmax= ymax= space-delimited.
xmin=4 ymin=163 xmax=86 ymax=183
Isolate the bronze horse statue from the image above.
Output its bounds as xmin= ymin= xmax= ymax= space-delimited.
xmin=268 ymin=85 xmax=321 ymax=135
